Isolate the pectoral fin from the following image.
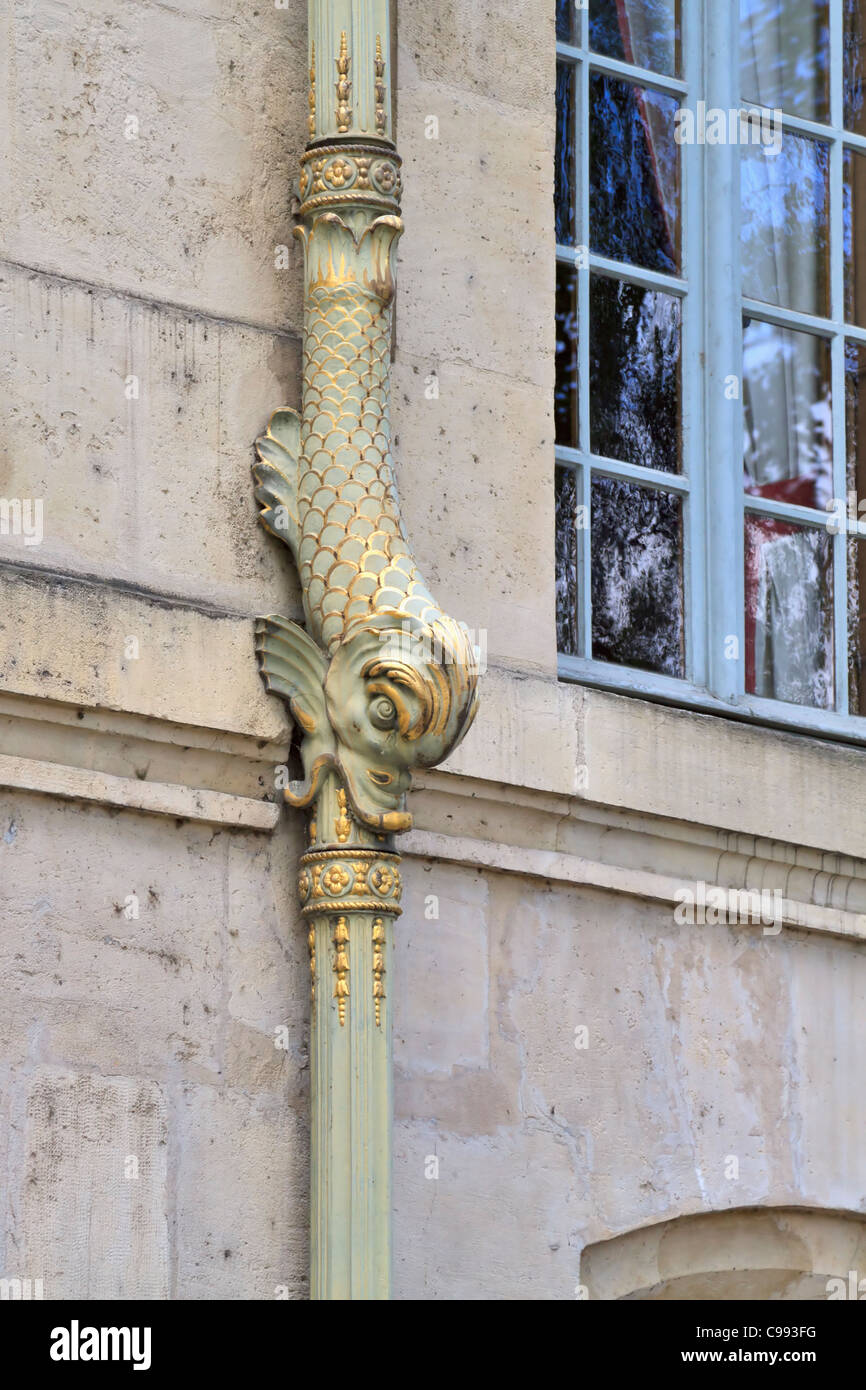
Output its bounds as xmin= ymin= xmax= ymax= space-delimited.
xmin=253 ymin=408 xmax=301 ymax=557
xmin=255 ymin=615 xmax=336 ymax=802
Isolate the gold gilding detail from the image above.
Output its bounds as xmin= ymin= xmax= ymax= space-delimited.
xmin=369 ymin=864 xmax=395 ymax=896
xmin=253 ymin=102 xmax=479 ymax=845
xmin=297 ymin=145 xmax=402 ymax=218
xmin=333 ymin=915 xmax=350 ymax=1025
xmin=336 ymin=30 xmax=352 ymax=134
xmin=309 ymin=40 xmax=316 ymax=139
xmin=372 ymin=916 xmax=385 ymax=1026
xmin=298 ymin=848 xmax=403 ymax=917
xmin=374 ymin=35 xmax=387 ymax=136
xmin=335 ymin=787 xmax=351 ymax=843
xmin=322 ymin=863 xmax=350 ymax=895
xmin=308 ymin=926 xmax=316 ymax=1006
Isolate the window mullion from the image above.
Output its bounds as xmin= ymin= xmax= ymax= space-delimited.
xmin=703 ymin=0 xmax=744 ymax=702
xmin=680 ymin=0 xmax=705 ymax=687
xmin=831 ymin=0 xmax=848 ymax=713
xmin=576 ymin=37 xmax=591 ymax=658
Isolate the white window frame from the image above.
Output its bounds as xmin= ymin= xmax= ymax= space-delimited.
xmin=556 ymin=0 xmax=866 ymax=746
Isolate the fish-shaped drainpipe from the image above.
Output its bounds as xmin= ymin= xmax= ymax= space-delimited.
xmin=252 ymin=90 xmax=478 ymax=835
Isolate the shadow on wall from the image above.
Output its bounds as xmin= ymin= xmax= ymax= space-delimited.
xmin=580 ymin=1207 xmax=866 ymax=1300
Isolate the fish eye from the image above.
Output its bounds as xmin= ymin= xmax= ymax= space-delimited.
xmin=369 ymin=696 xmax=398 ymax=730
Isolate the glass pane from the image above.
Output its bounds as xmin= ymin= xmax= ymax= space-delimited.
xmin=844 ymin=148 xmax=866 ymax=328
xmin=845 ymin=340 xmax=861 ymax=711
xmin=740 ymin=0 xmax=830 ymax=123
xmin=589 ymin=73 xmax=680 ymax=274
xmin=741 ymin=133 xmax=830 ymax=318
xmin=556 ymin=61 xmax=577 ymax=246
xmin=589 ymin=0 xmax=681 ymax=77
xmin=847 ymin=338 xmax=866 ymax=507
xmin=846 ymin=342 xmax=866 ymax=713
xmin=845 ymin=0 xmax=866 ymax=136
xmin=557 ymin=0 xmax=576 ymax=43
xmin=848 ymin=537 xmax=866 ymax=713
xmin=590 ymin=275 xmax=681 ymax=473
xmin=556 ymin=467 xmax=580 ymax=655
xmin=742 ymin=319 xmax=832 ymax=508
xmin=556 ymin=262 xmax=579 ymax=448
xmin=745 ymin=517 xmax=834 ymax=708
xmin=591 ymin=478 xmax=684 ymax=677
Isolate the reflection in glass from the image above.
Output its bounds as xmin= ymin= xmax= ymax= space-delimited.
xmin=847 ymin=341 xmax=866 ymax=712
xmin=556 ymin=61 xmax=576 ymax=246
xmin=591 ymin=478 xmax=684 ymax=676
xmin=847 ymin=338 xmax=866 ymax=507
xmin=556 ymin=262 xmax=579 ymax=448
xmin=590 ymin=276 xmax=681 ymax=473
xmin=556 ymin=0 xmax=575 ymax=43
xmin=745 ymin=517 xmax=833 ymax=709
xmin=742 ymin=319 xmax=832 ymax=508
xmin=589 ymin=0 xmax=681 ymax=77
xmin=740 ymin=0 xmax=830 ymax=122
xmin=844 ymin=148 xmax=866 ymax=327
xmin=845 ymin=0 xmax=866 ymax=136
xmin=589 ymin=73 xmax=680 ymax=273
xmin=741 ymin=134 xmax=830 ymax=318
xmin=556 ymin=467 xmax=580 ymax=655
xmin=849 ymin=539 xmax=866 ymax=714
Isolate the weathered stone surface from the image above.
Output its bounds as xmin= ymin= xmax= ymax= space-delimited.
xmin=391 ymin=357 xmax=555 ymax=674
xmin=0 ymin=263 xmax=302 ymax=614
xmin=12 ymin=1068 xmax=169 ymax=1299
xmin=394 ymin=860 xmax=490 ymax=1077
xmin=174 ymin=1084 xmax=308 ymax=1300
xmin=0 ymin=0 xmax=306 ymax=331
xmin=0 ymin=793 xmax=307 ymax=1296
xmin=392 ymin=868 xmax=866 ymax=1298
xmin=395 ymin=85 xmax=552 ymax=388
xmin=0 ymin=567 xmax=290 ymax=741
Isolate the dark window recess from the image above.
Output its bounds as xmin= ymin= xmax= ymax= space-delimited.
xmin=590 ymin=275 xmax=681 ymax=473
xmin=590 ymin=477 xmax=685 ymax=677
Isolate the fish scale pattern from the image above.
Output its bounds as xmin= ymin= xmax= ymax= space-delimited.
xmin=299 ymin=279 xmax=440 ymax=654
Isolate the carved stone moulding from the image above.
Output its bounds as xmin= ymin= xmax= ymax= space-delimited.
xmin=298 ymin=142 xmax=403 ymax=217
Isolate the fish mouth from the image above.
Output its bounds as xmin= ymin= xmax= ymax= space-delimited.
xmin=338 ymin=750 xmax=411 ymax=830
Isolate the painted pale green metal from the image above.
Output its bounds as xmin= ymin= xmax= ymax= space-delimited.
xmin=307 ymin=0 xmax=393 ymax=145
xmin=252 ymin=0 xmax=479 ymax=1299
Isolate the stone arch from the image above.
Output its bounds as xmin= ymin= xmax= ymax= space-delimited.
xmin=580 ymin=1207 xmax=866 ymax=1300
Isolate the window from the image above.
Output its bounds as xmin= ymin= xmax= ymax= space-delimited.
xmin=555 ymin=0 xmax=866 ymax=742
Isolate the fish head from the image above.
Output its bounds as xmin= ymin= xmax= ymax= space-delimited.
xmin=325 ymin=611 xmax=479 ymax=833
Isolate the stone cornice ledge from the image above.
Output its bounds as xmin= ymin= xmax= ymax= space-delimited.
xmin=401 ymin=828 xmax=866 ymax=946
xmin=0 ymin=752 xmax=279 ymax=831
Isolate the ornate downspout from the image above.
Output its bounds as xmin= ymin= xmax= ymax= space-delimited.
xmin=251 ymin=0 xmax=479 ymax=1299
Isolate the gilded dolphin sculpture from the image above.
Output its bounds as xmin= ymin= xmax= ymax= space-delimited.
xmin=253 ymin=201 xmax=478 ymax=833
